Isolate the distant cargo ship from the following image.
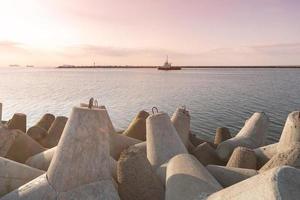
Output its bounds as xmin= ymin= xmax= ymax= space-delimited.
xmin=157 ymin=56 xmax=181 ymax=70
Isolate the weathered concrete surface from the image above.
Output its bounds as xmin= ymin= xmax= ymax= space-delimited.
xmin=5 ymin=130 xmax=46 ymax=163
xmin=26 ymin=126 xmax=48 ymax=143
xmin=146 ymin=112 xmax=187 ymax=169
xmin=155 ymin=162 xmax=168 ymax=185
xmin=171 ymin=107 xmax=190 ymax=147
xmin=259 ymin=144 xmax=300 ymax=172
xmin=214 ymin=127 xmax=231 ymax=145
xmin=25 ymin=147 xmax=56 ymax=171
xmin=25 ymin=146 xmax=118 ymax=180
xmin=254 ymin=143 xmax=278 ymax=169
xmin=35 ymin=113 xmax=55 ymax=131
xmin=0 ymin=127 xmax=20 ymax=157
xmin=189 ymin=132 xmax=205 ymax=147
xmin=123 ymin=110 xmax=149 ymax=141
xmin=207 ymin=166 xmax=300 ymax=200
xmin=117 ymin=146 xmax=164 ymax=200
xmin=47 ymin=106 xmax=115 ymax=192
xmin=166 ymin=154 xmax=222 ymax=200
xmin=110 ymin=133 xmax=142 ymax=160
xmin=40 ymin=116 xmax=68 ymax=148
xmin=57 ymin=180 xmax=120 ymax=200
xmin=0 ymin=174 xmax=57 ymax=200
xmin=277 ymin=111 xmax=300 ymax=152
xmin=133 ymin=141 xmax=147 ymax=154
xmin=206 ymin=165 xmax=258 ymax=187
xmin=0 ymin=157 xmax=44 ymax=197
xmin=226 ymin=147 xmax=257 ymax=169
xmin=6 ymin=113 xmax=27 ymax=133
xmin=217 ymin=112 xmax=269 ymax=161
xmin=192 ymin=142 xmax=224 ymax=166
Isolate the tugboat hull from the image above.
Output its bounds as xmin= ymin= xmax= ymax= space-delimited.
xmin=157 ymin=67 xmax=181 ymax=70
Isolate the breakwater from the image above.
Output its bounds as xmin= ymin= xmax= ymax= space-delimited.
xmin=0 ymin=100 xmax=300 ymax=199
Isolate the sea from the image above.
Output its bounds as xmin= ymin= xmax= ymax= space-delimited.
xmin=1 ymin=67 xmax=299 ymax=144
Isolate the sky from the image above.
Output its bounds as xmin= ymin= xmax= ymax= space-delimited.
xmin=0 ymin=0 xmax=300 ymax=67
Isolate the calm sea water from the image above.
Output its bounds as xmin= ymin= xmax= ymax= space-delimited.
xmin=0 ymin=67 xmax=299 ymax=143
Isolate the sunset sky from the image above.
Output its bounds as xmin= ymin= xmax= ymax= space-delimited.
xmin=0 ymin=0 xmax=300 ymax=66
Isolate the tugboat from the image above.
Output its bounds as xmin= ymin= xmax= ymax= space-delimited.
xmin=157 ymin=56 xmax=181 ymax=70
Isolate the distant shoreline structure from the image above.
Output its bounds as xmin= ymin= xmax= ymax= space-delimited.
xmin=57 ymin=65 xmax=300 ymax=69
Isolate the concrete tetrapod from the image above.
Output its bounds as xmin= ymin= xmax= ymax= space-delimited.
xmin=110 ymin=133 xmax=142 ymax=160
xmin=39 ymin=116 xmax=68 ymax=148
xmin=226 ymin=147 xmax=257 ymax=169
xmin=207 ymin=166 xmax=300 ymax=200
xmin=123 ymin=110 xmax=149 ymax=141
xmin=2 ymin=128 xmax=46 ymax=163
xmin=171 ymin=107 xmax=190 ymax=147
xmin=117 ymin=146 xmax=164 ymax=200
xmin=217 ymin=112 xmax=269 ymax=161
xmin=0 ymin=157 xmax=44 ymax=197
xmin=35 ymin=113 xmax=55 ymax=131
xmin=6 ymin=113 xmax=27 ymax=133
xmin=206 ymin=165 xmax=258 ymax=187
xmin=2 ymin=106 xmax=120 ymax=200
xmin=25 ymin=146 xmax=118 ymax=180
xmin=259 ymin=144 xmax=300 ymax=172
xmin=25 ymin=146 xmax=56 ymax=171
xmin=192 ymin=142 xmax=224 ymax=166
xmin=166 ymin=154 xmax=222 ymax=200
xmin=254 ymin=143 xmax=278 ymax=169
xmin=146 ymin=112 xmax=188 ymax=169
xmin=26 ymin=126 xmax=48 ymax=143
xmin=214 ymin=127 xmax=231 ymax=145
xmin=277 ymin=111 xmax=300 ymax=152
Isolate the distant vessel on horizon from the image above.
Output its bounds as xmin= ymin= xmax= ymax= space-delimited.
xmin=9 ymin=64 xmax=20 ymax=67
xmin=157 ymin=56 xmax=181 ymax=70
xmin=26 ymin=65 xmax=34 ymax=68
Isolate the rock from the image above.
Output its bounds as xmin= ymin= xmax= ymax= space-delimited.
xmin=259 ymin=144 xmax=300 ymax=172
xmin=254 ymin=143 xmax=278 ymax=169
xmin=6 ymin=113 xmax=27 ymax=133
xmin=123 ymin=110 xmax=149 ymax=141
xmin=226 ymin=147 xmax=257 ymax=169
xmin=217 ymin=112 xmax=269 ymax=161
xmin=277 ymin=111 xmax=300 ymax=152
xmin=0 ymin=157 xmax=44 ymax=197
xmin=39 ymin=116 xmax=68 ymax=148
xmin=207 ymin=166 xmax=300 ymax=200
xmin=146 ymin=112 xmax=187 ymax=169
xmin=171 ymin=107 xmax=190 ymax=147
xmin=117 ymin=146 xmax=164 ymax=200
xmin=166 ymin=154 xmax=222 ymax=200
xmin=192 ymin=142 xmax=224 ymax=166
xmin=206 ymin=165 xmax=258 ymax=187
xmin=214 ymin=127 xmax=231 ymax=145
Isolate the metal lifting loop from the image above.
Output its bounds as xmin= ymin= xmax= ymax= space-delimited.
xmin=152 ymin=107 xmax=159 ymax=114
xmin=88 ymin=97 xmax=94 ymax=109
